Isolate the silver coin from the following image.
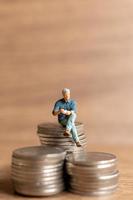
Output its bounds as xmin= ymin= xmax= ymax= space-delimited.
xmin=39 ymin=140 xmax=75 ymax=145
xmin=12 ymin=158 xmax=65 ymax=166
xmin=12 ymin=174 xmax=63 ymax=182
xmin=39 ymin=138 xmax=74 ymax=144
xmin=12 ymin=169 xmax=63 ymax=177
xmin=40 ymin=142 xmax=76 ymax=147
xmin=66 ymin=147 xmax=87 ymax=153
xmin=11 ymin=145 xmax=66 ymax=196
xmin=12 ymin=154 xmax=65 ymax=163
xmin=12 ymin=161 xmax=63 ymax=170
xmin=12 ymin=170 xmax=63 ymax=176
xmin=38 ymin=126 xmax=84 ymax=131
xmin=39 ymin=144 xmax=87 ymax=153
xmin=39 ymin=145 xmax=87 ymax=152
xmin=12 ymin=176 xmax=63 ymax=183
xmin=65 ymin=151 xmax=119 ymax=196
xmin=37 ymin=129 xmax=84 ymax=133
xmin=13 ymin=182 xmax=64 ymax=189
xmin=39 ymin=142 xmax=76 ymax=147
xmin=40 ymin=139 xmax=87 ymax=145
xmin=39 ymin=136 xmax=86 ymax=143
xmin=37 ymin=131 xmax=83 ymax=136
xmin=38 ymin=134 xmax=86 ymax=141
xmin=12 ymin=178 xmax=64 ymax=185
xmin=37 ymin=132 xmax=84 ymax=139
xmin=69 ymin=184 xmax=118 ymax=196
xmin=11 ymin=175 xmax=63 ymax=181
xmin=70 ymin=172 xmax=119 ymax=188
xmin=37 ymin=122 xmax=83 ymax=129
xmin=37 ymin=123 xmax=84 ymax=137
xmin=13 ymin=182 xmax=64 ymax=196
xmin=38 ymin=125 xmax=84 ymax=130
xmin=68 ymin=170 xmax=119 ymax=180
xmin=11 ymin=174 xmax=63 ymax=182
xmin=66 ymin=152 xmax=117 ymax=166
xmin=78 ymin=135 xmax=87 ymax=139
xmin=37 ymin=131 xmax=84 ymax=135
xmin=37 ymin=126 xmax=84 ymax=132
xmin=38 ymin=136 xmax=74 ymax=141
xmin=70 ymin=183 xmax=118 ymax=191
xmin=12 ymin=159 xmax=64 ymax=166
xmin=12 ymin=168 xmax=63 ymax=175
xmin=70 ymin=181 xmax=118 ymax=190
xmin=70 ymin=168 xmax=119 ymax=178
xmin=12 ymin=165 xmax=62 ymax=173
xmin=37 ymin=128 xmax=84 ymax=133
xmin=66 ymin=162 xmax=117 ymax=175
xmin=12 ymin=146 xmax=66 ymax=160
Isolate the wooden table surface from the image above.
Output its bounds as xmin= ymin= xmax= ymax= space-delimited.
xmin=0 ymin=0 xmax=133 ymax=199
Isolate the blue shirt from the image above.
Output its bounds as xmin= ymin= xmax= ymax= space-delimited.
xmin=52 ymin=98 xmax=77 ymax=123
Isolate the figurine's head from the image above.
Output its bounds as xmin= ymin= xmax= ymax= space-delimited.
xmin=62 ymin=88 xmax=70 ymax=101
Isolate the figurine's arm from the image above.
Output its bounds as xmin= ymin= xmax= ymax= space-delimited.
xmin=52 ymin=101 xmax=61 ymax=116
xmin=52 ymin=110 xmax=61 ymax=116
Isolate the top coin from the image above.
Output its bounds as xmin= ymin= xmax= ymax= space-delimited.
xmin=66 ymin=152 xmax=117 ymax=166
xmin=12 ymin=146 xmax=66 ymax=160
xmin=37 ymin=122 xmax=83 ymax=130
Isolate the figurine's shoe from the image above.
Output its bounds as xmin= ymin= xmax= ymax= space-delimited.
xmin=63 ymin=130 xmax=71 ymax=137
xmin=75 ymin=141 xmax=82 ymax=147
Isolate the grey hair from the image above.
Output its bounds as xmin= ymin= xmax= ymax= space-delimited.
xmin=62 ymin=88 xmax=70 ymax=95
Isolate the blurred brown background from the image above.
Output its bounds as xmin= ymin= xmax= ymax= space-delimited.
xmin=1 ymin=0 xmax=133 ymax=145
xmin=0 ymin=1 xmax=133 ymax=199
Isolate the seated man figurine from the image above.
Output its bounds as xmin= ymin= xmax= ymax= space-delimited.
xmin=52 ymin=88 xmax=82 ymax=147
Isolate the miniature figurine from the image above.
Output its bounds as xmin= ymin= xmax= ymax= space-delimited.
xmin=52 ymin=88 xmax=81 ymax=147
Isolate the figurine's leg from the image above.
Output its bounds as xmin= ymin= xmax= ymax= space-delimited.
xmin=59 ymin=119 xmax=67 ymax=127
xmin=60 ymin=119 xmax=72 ymax=138
xmin=66 ymin=113 xmax=80 ymax=142
xmin=71 ymin=124 xmax=79 ymax=142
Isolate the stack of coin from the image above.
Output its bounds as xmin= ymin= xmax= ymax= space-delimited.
xmin=66 ymin=152 xmax=119 ymax=196
xmin=37 ymin=122 xmax=87 ymax=152
xmin=11 ymin=146 xmax=66 ymax=196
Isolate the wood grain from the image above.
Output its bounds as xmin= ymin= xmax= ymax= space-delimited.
xmin=0 ymin=0 xmax=133 ymax=199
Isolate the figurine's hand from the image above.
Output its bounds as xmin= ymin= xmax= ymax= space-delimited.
xmin=60 ymin=109 xmax=72 ymax=115
xmin=60 ymin=109 xmax=66 ymax=114
xmin=65 ymin=111 xmax=72 ymax=115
